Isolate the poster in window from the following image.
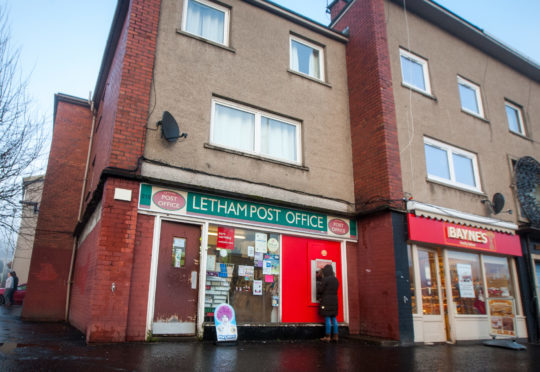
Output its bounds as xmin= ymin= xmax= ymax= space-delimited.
xmin=172 ymin=238 xmax=186 ymax=268
xmin=217 ymin=227 xmax=235 ymax=249
xmin=487 ymin=298 xmax=516 ymax=337
xmin=457 ymin=263 xmax=475 ymax=298
xmin=254 ymin=252 xmax=264 ymax=267
xmin=207 ymin=254 xmax=216 ymax=272
xmin=255 ymin=233 xmax=268 ymax=253
xmin=253 ymin=280 xmax=263 ymax=295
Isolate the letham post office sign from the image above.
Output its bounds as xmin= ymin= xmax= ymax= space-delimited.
xmin=139 ymin=184 xmax=357 ymax=239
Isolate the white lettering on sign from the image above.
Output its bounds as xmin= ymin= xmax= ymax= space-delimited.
xmin=447 ymin=226 xmax=488 ymax=244
xmin=153 ymin=190 xmax=185 ymax=211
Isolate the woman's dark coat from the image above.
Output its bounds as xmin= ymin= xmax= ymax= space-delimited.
xmin=317 ymin=265 xmax=339 ymax=317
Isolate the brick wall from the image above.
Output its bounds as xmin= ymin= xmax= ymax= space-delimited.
xmin=328 ymin=0 xmax=351 ymax=21
xmin=332 ymin=0 xmax=403 ymax=207
xmin=331 ymin=0 xmax=404 ymax=340
xmin=85 ymin=178 xmax=140 ymax=343
xmin=69 ymin=218 xmax=101 ymax=332
xmin=22 ymin=98 xmax=92 ymax=321
xmin=84 ymin=0 xmax=161 ymax=208
xmin=355 ymin=213 xmax=400 ymax=339
xmin=126 ymin=213 xmax=154 ymax=341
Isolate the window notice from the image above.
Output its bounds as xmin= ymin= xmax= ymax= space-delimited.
xmin=172 ymin=238 xmax=186 ymax=268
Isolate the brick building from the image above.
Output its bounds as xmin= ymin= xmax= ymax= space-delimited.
xmin=23 ymin=0 xmax=539 ymax=344
xmin=329 ymin=0 xmax=539 ymax=343
xmin=12 ymin=175 xmax=44 ymax=284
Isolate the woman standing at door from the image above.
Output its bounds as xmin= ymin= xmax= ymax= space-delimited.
xmin=317 ymin=264 xmax=339 ymax=342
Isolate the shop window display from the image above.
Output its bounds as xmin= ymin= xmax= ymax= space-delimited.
xmin=204 ymin=225 xmax=280 ymax=323
xmin=418 ymin=249 xmax=441 ymax=315
xmin=448 ymin=251 xmax=486 ymax=315
xmin=483 ymin=256 xmax=514 ymax=299
xmin=407 ymin=245 xmax=417 ymax=313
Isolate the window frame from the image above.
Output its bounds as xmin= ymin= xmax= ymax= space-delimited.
xmin=505 ymin=101 xmax=526 ymax=136
xmin=399 ymin=48 xmax=431 ymax=94
xmin=457 ymin=76 xmax=485 ymax=118
xmin=289 ymin=35 xmax=325 ymax=82
xmin=181 ymin=0 xmax=230 ymax=46
xmin=424 ymin=137 xmax=482 ymax=193
xmin=210 ymin=98 xmax=302 ymax=165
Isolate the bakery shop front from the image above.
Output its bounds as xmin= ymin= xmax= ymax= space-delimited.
xmin=406 ymin=202 xmax=527 ymax=343
xmin=139 ymin=184 xmax=355 ymax=340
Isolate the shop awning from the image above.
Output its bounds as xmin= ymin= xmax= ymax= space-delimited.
xmin=407 ymin=201 xmax=518 ymax=235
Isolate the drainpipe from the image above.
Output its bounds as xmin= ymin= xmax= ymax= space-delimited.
xmin=65 ymin=100 xmax=96 ymax=321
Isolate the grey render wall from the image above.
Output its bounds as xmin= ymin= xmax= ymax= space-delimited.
xmin=142 ymin=0 xmax=354 ymax=214
xmin=385 ymin=0 xmax=540 ymax=223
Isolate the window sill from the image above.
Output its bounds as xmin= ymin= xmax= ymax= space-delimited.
xmin=426 ymin=178 xmax=486 ymax=196
xmin=287 ymin=69 xmax=332 ymax=88
xmin=460 ymin=109 xmax=489 ymax=123
xmin=204 ymin=143 xmax=309 ymax=171
xmin=401 ymin=83 xmax=437 ymax=101
xmin=176 ymin=29 xmax=236 ymax=53
xmin=508 ymin=130 xmax=532 ymax=141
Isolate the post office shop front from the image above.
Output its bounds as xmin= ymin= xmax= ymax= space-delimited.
xmin=406 ymin=205 xmax=527 ymax=343
xmin=139 ymin=184 xmax=356 ymax=339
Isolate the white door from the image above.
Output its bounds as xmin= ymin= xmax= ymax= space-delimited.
xmin=416 ymin=248 xmax=446 ymax=343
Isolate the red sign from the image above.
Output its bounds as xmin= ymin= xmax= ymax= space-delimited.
xmin=407 ymin=213 xmax=522 ymax=256
xmin=217 ymin=227 xmax=235 ymax=250
xmin=328 ymin=219 xmax=349 ymax=235
xmin=152 ymin=191 xmax=185 ymax=211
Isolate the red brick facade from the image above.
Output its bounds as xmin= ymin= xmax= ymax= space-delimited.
xmin=331 ymin=0 xmax=404 ymax=340
xmin=84 ymin=0 xmax=161 ymax=207
xmin=26 ymin=0 xmax=409 ymax=343
xmin=126 ymin=214 xmax=154 ymax=341
xmin=22 ymin=97 xmax=92 ymax=321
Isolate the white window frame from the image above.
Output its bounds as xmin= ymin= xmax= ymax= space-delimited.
xmin=399 ymin=49 xmax=431 ymax=94
xmin=457 ymin=76 xmax=485 ymax=118
xmin=210 ymin=98 xmax=302 ymax=165
xmin=424 ymin=137 xmax=482 ymax=192
xmin=289 ymin=35 xmax=325 ymax=81
xmin=181 ymin=0 xmax=230 ymax=46
xmin=505 ymin=101 xmax=526 ymax=136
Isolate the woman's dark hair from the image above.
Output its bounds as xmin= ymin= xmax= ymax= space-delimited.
xmin=322 ymin=264 xmax=334 ymax=277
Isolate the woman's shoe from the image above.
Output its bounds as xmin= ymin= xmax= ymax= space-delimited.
xmin=320 ymin=335 xmax=331 ymax=342
xmin=331 ymin=334 xmax=339 ymax=342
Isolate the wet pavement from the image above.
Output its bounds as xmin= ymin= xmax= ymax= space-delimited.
xmin=1 ymin=305 xmax=539 ymax=371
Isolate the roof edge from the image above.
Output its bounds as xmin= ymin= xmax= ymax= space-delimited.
xmin=92 ymin=0 xmax=130 ymax=108
xmin=243 ymin=0 xmax=348 ymax=42
xmin=53 ymin=93 xmax=90 ymax=124
xmin=389 ymin=0 xmax=539 ymax=82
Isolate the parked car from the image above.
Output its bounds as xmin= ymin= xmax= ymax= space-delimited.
xmin=0 ymin=283 xmax=26 ymax=305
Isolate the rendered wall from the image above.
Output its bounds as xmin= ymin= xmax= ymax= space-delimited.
xmin=143 ymin=0 xmax=354 ymax=211
xmin=385 ymin=0 xmax=540 ymax=220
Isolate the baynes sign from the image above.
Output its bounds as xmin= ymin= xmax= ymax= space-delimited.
xmin=406 ymin=213 xmax=521 ymax=256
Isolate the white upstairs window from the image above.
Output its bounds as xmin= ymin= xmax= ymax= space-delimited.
xmin=211 ymin=99 xmax=301 ymax=164
xmin=290 ymin=35 xmax=325 ymax=81
xmin=424 ymin=137 xmax=481 ymax=192
xmin=399 ymin=49 xmax=431 ymax=94
xmin=182 ymin=0 xmax=230 ymax=46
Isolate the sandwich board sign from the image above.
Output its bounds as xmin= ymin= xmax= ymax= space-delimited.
xmin=214 ymin=304 xmax=238 ymax=343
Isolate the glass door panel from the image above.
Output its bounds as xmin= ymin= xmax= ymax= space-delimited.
xmin=418 ymin=249 xmax=441 ymax=315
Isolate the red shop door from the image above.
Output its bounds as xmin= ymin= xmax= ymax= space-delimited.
xmin=282 ymin=236 xmax=343 ymax=323
xmin=152 ymin=221 xmax=200 ymax=335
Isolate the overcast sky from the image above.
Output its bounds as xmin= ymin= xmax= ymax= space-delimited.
xmin=5 ymin=0 xmax=539 ymax=155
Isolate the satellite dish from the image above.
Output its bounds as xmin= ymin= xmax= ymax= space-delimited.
xmin=492 ymin=193 xmax=505 ymax=214
xmin=157 ymin=111 xmax=187 ymax=142
xmin=515 ymin=156 xmax=540 ymax=226
xmin=482 ymin=193 xmax=506 ymax=214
